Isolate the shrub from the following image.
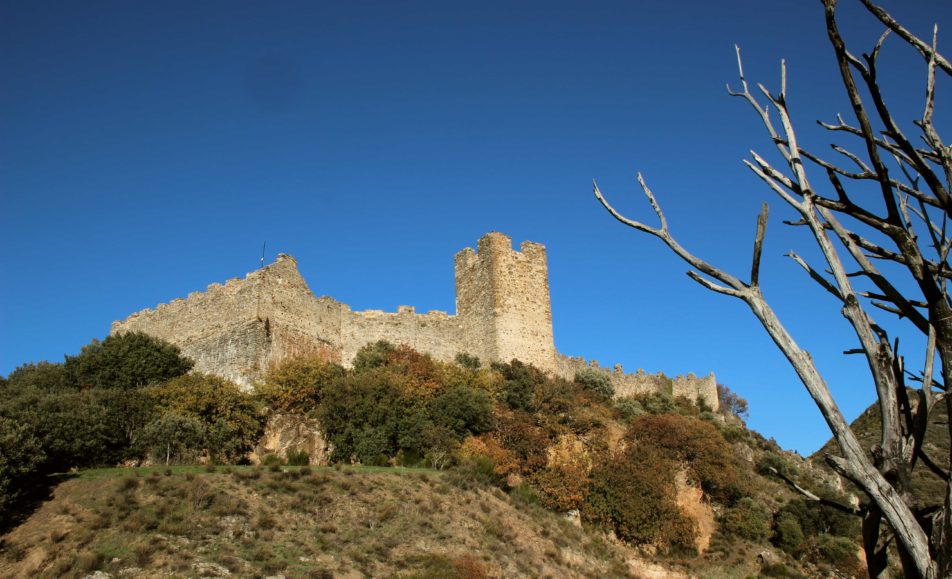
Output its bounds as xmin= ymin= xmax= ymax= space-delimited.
xmin=614 ymin=396 xmax=645 ymax=421
xmin=0 ymin=417 xmax=45 ymax=525
xmin=286 ymin=449 xmax=310 ymax=466
xmin=256 ymin=355 xmax=344 ymax=413
xmin=148 ymin=373 xmax=263 ymax=463
xmin=584 ymin=447 xmax=696 ymax=550
xmin=4 ymin=361 xmax=74 ymax=392
xmin=318 ymin=370 xmax=429 ymax=464
xmin=720 ymin=497 xmax=771 ymax=541
xmin=626 ymin=413 xmax=743 ymax=503
xmin=138 ymin=412 xmax=207 ymax=465
xmin=492 ymin=360 xmax=545 ymax=412
xmin=574 ymin=368 xmax=614 ymax=398
xmin=774 ymin=510 xmax=805 ymax=554
xmin=455 ymin=352 xmax=481 ymax=369
xmin=493 ymin=409 xmax=550 ymax=474
xmin=352 ymin=340 xmax=395 ymax=373
xmin=533 ymin=463 xmax=590 ymax=512
xmin=430 ymin=386 xmax=494 ymax=438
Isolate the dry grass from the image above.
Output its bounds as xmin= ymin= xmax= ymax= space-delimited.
xmin=0 ymin=466 xmax=640 ymax=578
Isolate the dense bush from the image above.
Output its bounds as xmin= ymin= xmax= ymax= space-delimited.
xmin=492 ymin=360 xmax=545 ymax=412
xmin=351 ymin=340 xmax=395 ymax=373
xmin=255 ymin=355 xmax=345 ymax=413
xmin=0 ymin=417 xmax=45 ymax=524
xmin=584 ymin=447 xmax=696 ymax=550
xmin=454 ymin=352 xmax=481 ymax=369
xmin=773 ymin=498 xmax=859 ymax=555
xmin=148 ymin=373 xmax=263 ymax=463
xmin=318 ymin=369 xmax=430 ymax=464
xmin=774 ymin=511 xmax=805 ymax=553
xmin=4 ymin=361 xmax=74 ymax=392
xmin=626 ymin=413 xmax=743 ymax=503
xmin=720 ymin=497 xmax=772 ymax=541
xmin=430 ymin=386 xmax=494 ymax=438
xmin=574 ymin=368 xmax=614 ymax=398
xmin=138 ymin=412 xmax=206 ymax=465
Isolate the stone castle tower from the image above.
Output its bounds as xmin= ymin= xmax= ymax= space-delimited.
xmin=455 ymin=233 xmax=555 ymax=372
xmin=112 ymin=232 xmax=718 ymax=410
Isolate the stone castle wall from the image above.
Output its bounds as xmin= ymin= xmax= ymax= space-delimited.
xmin=111 ymin=232 xmax=717 ymax=410
xmin=555 ymin=354 xmax=719 ymax=410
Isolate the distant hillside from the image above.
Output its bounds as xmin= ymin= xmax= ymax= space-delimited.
xmin=811 ymin=396 xmax=950 ymax=511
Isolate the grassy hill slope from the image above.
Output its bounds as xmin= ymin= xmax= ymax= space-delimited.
xmin=0 ymin=465 xmax=645 ymax=579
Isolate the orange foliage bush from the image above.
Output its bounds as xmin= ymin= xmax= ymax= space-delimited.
xmin=256 ymin=355 xmax=344 ymax=413
xmin=384 ymin=346 xmax=443 ymax=397
xmin=626 ymin=413 xmax=742 ymax=502
xmin=493 ymin=408 xmax=550 ymax=474
xmin=458 ymin=435 xmax=519 ymax=478
xmin=584 ymin=446 xmax=697 ymax=549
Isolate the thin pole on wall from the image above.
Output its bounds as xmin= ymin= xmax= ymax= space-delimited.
xmin=260 ymin=241 xmax=267 ymax=269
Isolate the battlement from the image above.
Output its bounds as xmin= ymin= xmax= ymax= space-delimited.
xmin=111 ymin=232 xmax=717 ymax=409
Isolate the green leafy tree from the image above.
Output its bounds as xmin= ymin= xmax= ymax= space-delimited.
xmin=318 ymin=369 xmax=429 ymax=464
xmin=352 ymin=340 xmax=395 ymax=373
xmin=430 ymin=385 xmax=494 ymax=438
xmin=4 ymin=361 xmax=74 ymax=393
xmin=0 ymin=417 xmax=45 ymax=525
xmin=66 ymin=332 xmax=192 ymax=389
xmin=138 ymin=412 xmax=206 ymax=465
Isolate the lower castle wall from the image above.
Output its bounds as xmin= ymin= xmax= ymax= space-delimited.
xmin=339 ymin=307 xmax=468 ymax=367
xmin=556 ymin=354 xmax=719 ymax=411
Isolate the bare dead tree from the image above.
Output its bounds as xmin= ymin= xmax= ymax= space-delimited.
xmin=594 ymin=1 xmax=951 ymax=577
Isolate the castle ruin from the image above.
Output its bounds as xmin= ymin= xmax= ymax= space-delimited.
xmin=111 ymin=232 xmax=718 ymax=410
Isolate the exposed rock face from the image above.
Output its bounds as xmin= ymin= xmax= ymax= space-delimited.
xmin=250 ymin=413 xmax=330 ymax=466
xmin=111 ymin=232 xmax=718 ymax=410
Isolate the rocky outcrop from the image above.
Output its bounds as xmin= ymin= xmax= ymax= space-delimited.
xmin=250 ymin=413 xmax=331 ymax=465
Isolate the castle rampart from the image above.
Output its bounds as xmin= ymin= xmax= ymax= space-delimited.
xmin=111 ymin=232 xmax=718 ymax=410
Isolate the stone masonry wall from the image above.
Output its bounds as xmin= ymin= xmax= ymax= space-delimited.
xmin=555 ymin=354 xmax=719 ymax=411
xmin=111 ymin=232 xmax=717 ymax=410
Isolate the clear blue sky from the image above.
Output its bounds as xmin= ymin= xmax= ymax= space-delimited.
xmin=1 ymin=0 xmax=949 ymax=455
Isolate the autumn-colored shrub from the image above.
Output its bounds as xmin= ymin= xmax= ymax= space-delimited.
xmin=148 ymin=373 xmax=263 ymax=463
xmin=256 ymin=355 xmax=344 ymax=413
xmin=493 ymin=409 xmax=550 ymax=474
xmin=626 ymin=413 xmax=742 ymax=502
xmin=385 ymin=345 xmax=443 ymax=397
xmin=584 ymin=446 xmax=696 ymax=549
xmin=458 ymin=435 xmax=519 ymax=479
xmin=533 ymin=463 xmax=590 ymax=512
